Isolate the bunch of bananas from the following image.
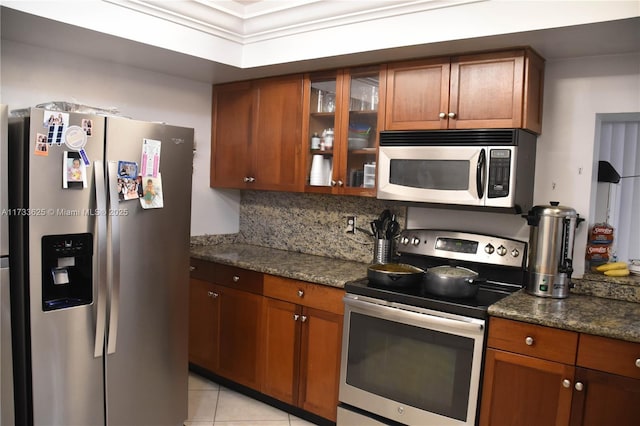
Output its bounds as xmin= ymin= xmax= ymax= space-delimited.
xmin=596 ymin=262 xmax=630 ymax=276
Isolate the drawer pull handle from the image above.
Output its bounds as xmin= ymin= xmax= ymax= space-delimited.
xmin=636 ymin=359 xmax=640 ymax=368
xmin=574 ymin=382 xmax=584 ymax=392
xmin=232 ymin=275 xmax=240 ymax=283
xmin=525 ymin=336 xmax=534 ymax=346
xmin=297 ymin=290 xmax=304 ymax=297
xmin=562 ymin=379 xmax=571 ymax=388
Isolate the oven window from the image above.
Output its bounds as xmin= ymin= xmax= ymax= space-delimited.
xmin=390 ymin=159 xmax=469 ymax=190
xmin=346 ymin=312 xmax=474 ymax=421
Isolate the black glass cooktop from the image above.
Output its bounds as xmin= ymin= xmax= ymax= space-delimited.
xmin=345 ymin=278 xmax=519 ymax=320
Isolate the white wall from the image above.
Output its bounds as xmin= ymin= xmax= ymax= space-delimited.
xmin=0 ymin=39 xmax=240 ymax=235
xmin=408 ymin=52 xmax=640 ymax=277
xmin=538 ymin=53 xmax=640 ymax=275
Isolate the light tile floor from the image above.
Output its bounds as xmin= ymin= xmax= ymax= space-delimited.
xmin=186 ymin=373 xmax=319 ymax=426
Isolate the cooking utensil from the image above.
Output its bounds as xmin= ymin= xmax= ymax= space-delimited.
xmin=424 ymin=265 xmax=483 ymax=298
xmin=367 ymin=263 xmax=424 ymax=288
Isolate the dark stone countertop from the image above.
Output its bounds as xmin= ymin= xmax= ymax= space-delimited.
xmin=190 ymin=243 xmax=368 ymax=288
xmin=191 ymin=242 xmax=640 ymax=343
xmin=489 ymin=280 xmax=640 ymax=343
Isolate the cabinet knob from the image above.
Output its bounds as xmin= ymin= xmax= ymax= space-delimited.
xmin=207 ymin=291 xmax=218 ymax=299
xmin=232 ymin=275 xmax=240 ymax=282
xmin=448 ymin=112 xmax=456 ymax=119
xmin=331 ymin=180 xmax=337 ymax=187
xmin=562 ymin=379 xmax=571 ymax=388
xmin=525 ymin=336 xmax=534 ymax=346
xmin=249 ymin=177 xmax=256 ymax=183
xmin=301 ymin=315 xmax=308 ymax=322
xmin=243 ymin=176 xmax=256 ymax=183
xmin=243 ymin=177 xmax=250 ymax=183
xmin=293 ymin=314 xmax=300 ymax=321
xmin=190 ymin=266 xmax=196 ymax=272
xmin=635 ymin=359 xmax=640 ymax=368
xmin=297 ymin=290 xmax=304 ymax=297
xmin=336 ymin=180 xmax=344 ymax=187
xmin=574 ymin=382 xmax=584 ymax=392
xmin=439 ymin=112 xmax=446 ymax=119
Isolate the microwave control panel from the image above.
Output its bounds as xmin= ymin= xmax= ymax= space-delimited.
xmin=488 ymin=149 xmax=511 ymax=198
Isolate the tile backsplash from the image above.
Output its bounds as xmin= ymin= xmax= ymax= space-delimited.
xmin=193 ymin=191 xmax=406 ymax=264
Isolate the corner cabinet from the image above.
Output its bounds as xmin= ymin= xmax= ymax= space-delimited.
xmin=261 ymin=275 xmax=345 ymax=421
xmin=480 ymin=317 xmax=640 ymax=426
xmin=385 ymin=49 xmax=544 ymax=134
xmin=210 ymin=74 xmax=304 ymax=191
xmin=303 ymin=65 xmax=386 ymax=197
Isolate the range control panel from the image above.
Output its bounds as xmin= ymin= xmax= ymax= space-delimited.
xmin=397 ymin=229 xmax=527 ymax=269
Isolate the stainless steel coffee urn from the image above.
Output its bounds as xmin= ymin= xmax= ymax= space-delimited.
xmin=523 ymin=202 xmax=583 ymax=298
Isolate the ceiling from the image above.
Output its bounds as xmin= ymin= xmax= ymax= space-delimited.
xmin=1 ymin=1 xmax=639 ymax=84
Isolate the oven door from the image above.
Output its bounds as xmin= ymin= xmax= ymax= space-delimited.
xmin=377 ymin=145 xmax=486 ymax=206
xmin=339 ymin=294 xmax=485 ymax=426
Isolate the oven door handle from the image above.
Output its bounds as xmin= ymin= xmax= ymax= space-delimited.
xmin=344 ymin=296 xmax=484 ymax=334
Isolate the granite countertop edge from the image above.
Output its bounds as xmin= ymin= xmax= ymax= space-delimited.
xmin=488 ymin=289 xmax=640 ymax=343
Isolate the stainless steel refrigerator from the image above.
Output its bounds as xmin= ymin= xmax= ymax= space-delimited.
xmin=1 ymin=104 xmax=15 ymax=426
xmin=7 ymin=107 xmax=193 ymax=425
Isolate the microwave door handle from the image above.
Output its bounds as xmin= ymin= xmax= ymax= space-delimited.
xmin=476 ymin=148 xmax=486 ymax=199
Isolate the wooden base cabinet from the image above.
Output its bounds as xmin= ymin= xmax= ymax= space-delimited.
xmin=481 ymin=348 xmax=575 ymax=426
xmin=262 ymin=275 xmax=344 ymax=422
xmin=188 ymin=277 xmax=220 ymax=372
xmin=188 ymin=258 xmax=264 ymax=391
xmin=480 ymin=317 xmax=640 ymax=426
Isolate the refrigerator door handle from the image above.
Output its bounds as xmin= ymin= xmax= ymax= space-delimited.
xmin=93 ymin=160 xmax=107 ymax=358
xmin=106 ymin=161 xmax=121 ymax=355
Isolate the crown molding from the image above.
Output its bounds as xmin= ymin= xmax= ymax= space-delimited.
xmin=104 ymin=0 xmax=482 ymax=44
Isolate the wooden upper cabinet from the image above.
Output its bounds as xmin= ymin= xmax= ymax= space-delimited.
xmin=253 ymin=76 xmax=304 ymax=191
xmin=210 ymin=74 xmax=304 ymax=191
xmin=210 ymin=81 xmax=254 ymax=188
xmin=385 ymin=58 xmax=450 ymax=130
xmin=385 ymin=49 xmax=544 ymax=134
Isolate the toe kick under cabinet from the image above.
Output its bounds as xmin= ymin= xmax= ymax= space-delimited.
xmin=479 ymin=317 xmax=640 ymax=426
xmin=188 ymin=258 xmax=345 ymax=422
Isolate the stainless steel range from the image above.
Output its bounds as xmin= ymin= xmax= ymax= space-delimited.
xmin=338 ymin=229 xmax=528 ymax=426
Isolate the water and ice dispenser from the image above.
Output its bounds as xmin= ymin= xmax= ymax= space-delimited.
xmin=41 ymin=233 xmax=93 ymax=311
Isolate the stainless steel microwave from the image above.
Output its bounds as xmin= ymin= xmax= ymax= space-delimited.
xmin=377 ymin=129 xmax=537 ymax=213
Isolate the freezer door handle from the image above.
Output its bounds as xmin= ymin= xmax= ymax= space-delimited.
xmin=93 ymin=160 xmax=107 ymax=358
xmin=106 ymin=161 xmax=121 ymax=355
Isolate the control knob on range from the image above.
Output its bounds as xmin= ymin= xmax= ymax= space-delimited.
xmin=496 ymin=245 xmax=507 ymax=256
xmin=411 ymin=237 xmax=421 ymax=246
xmin=484 ymin=244 xmax=495 ymax=254
xmin=400 ymin=236 xmax=410 ymax=245
xmin=511 ymin=248 xmax=520 ymax=258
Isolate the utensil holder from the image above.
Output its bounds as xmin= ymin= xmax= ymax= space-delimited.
xmin=373 ymin=239 xmax=392 ymax=264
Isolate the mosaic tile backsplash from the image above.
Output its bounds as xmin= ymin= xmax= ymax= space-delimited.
xmin=192 ymin=191 xmax=407 ymax=264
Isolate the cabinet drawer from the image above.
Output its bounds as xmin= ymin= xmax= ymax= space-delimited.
xmin=189 ymin=258 xmax=263 ymax=295
xmin=264 ymin=275 xmax=345 ymax=315
xmin=488 ymin=317 xmax=578 ymax=364
xmin=189 ymin=257 xmax=217 ymax=281
xmin=212 ymin=263 xmax=263 ymax=295
xmin=577 ymin=334 xmax=640 ymax=380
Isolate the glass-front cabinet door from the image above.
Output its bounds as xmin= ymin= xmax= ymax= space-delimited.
xmin=304 ymin=65 xmax=385 ymax=196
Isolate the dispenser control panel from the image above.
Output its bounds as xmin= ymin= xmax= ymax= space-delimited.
xmin=41 ymin=233 xmax=93 ymax=311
